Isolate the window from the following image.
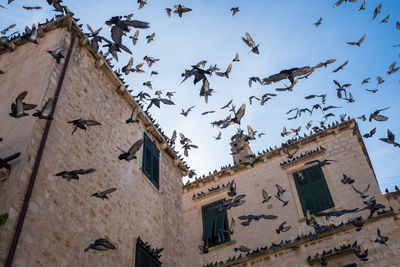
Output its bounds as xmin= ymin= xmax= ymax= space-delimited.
xmin=201 ymin=199 xmax=230 ymax=248
xmin=142 ymin=133 xmax=160 ymax=189
xmin=135 ymin=241 xmax=161 ymax=267
xmin=293 ymin=165 xmax=334 ymax=216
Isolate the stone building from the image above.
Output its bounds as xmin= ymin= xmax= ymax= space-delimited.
xmin=183 ymin=119 xmax=400 ymax=267
xmin=0 ymin=16 xmax=188 ymax=266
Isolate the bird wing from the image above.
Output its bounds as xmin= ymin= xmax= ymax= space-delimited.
xmin=101 ymin=187 xmax=117 ymax=195
xmin=125 ymin=19 xmax=150 ymax=29
xmin=234 ymin=104 xmax=246 ymax=123
xmin=351 ymin=185 xmax=363 ymax=196
xmin=83 ymin=120 xmax=101 ymax=126
xmin=127 ymin=139 xmax=144 ymax=155
xmin=363 ymin=184 xmax=370 ymax=194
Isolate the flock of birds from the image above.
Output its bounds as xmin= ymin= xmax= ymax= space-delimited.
xmin=0 ymin=0 xmax=400 ymax=265
xmin=199 ymin=175 xmax=395 ymax=266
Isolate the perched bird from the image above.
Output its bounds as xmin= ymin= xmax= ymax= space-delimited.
xmin=231 ymin=7 xmax=239 ymax=16
xmin=374 ymin=229 xmax=389 ymax=245
xmin=379 ymin=129 xmax=400 ymax=147
xmin=146 ymin=32 xmax=155 ymax=43
xmin=181 ymin=106 xmax=195 ymax=117
xmin=314 ymin=18 xmax=322 ymax=27
xmin=198 ymin=244 xmax=208 ymax=254
xmin=262 ymin=189 xmax=271 ymax=203
xmin=9 ymin=91 xmax=37 ymax=118
xmin=341 ymin=174 xmax=355 ymax=184
xmin=55 ymin=168 xmax=96 ymax=181
xmin=47 ymin=47 xmax=64 ymax=63
xmin=352 ymin=184 xmax=370 ymax=198
xmin=32 ymin=98 xmax=53 ymax=120
xmin=363 ymin=128 xmax=376 ymax=138
xmin=68 ymin=119 xmax=101 ymax=135
xmin=84 ymin=238 xmax=115 ymax=252
xmin=173 ymin=4 xmax=192 ymax=17
xmin=1 ymin=23 xmax=16 ymax=35
xmin=126 ymin=107 xmax=139 ymax=124
xmin=347 ymin=34 xmax=366 ymax=46
xmin=117 ymin=139 xmax=144 ymax=161
xmin=276 ymin=221 xmax=291 ymax=234
xmin=24 ymin=24 xmax=38 ymax=44
xmin=372 ymin=3 xmax=382 ymax=20
xmin=242 ymin=32 xmax=259 ymax=54
xmin=91 ymin=188 xmax=117 ymax=199
xmin=333 ymin=60 xmax=349 ymax=73
xmin=234 ymin=246 xmax=250 ymax=253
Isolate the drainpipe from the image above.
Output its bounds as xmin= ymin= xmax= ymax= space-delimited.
xmin=5 ymin=31 xmax=77 ymax=267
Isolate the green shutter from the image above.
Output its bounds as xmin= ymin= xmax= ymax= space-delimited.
xmin=152 ymin=145 xmax=160 ymax=188
xmin=294 ymin=165 xmax=334 ymax=216
xmin=142 ymin=133 xmax=160 ymax=189
xmin=201 ymin=200 xmax=228 ymax=241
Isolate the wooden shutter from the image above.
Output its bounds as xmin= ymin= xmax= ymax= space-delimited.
xmin=294 ymin=165 xmax=334 ymax=216
xmin=152 ymin=144 xmax=160 ymax=188
xmin=142 ymin=134 xmax=152 ymax=178
xmin=142 ymin=133 xmax=160 ymax=189
xmin=135 ymin=242 xmax=161 ymax=267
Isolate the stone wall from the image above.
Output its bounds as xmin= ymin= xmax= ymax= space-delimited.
xmin=1 ymin=24 xmax=185 ymax=266
xmin=183 ymin=121 xmax=400 ymax=267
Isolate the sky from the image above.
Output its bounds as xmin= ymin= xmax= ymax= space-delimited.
xmin=1 ymin=0 xmax=399 ymax=192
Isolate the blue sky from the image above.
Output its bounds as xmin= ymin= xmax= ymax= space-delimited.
xmin=1 ymin=0 xmax=399 ymax=191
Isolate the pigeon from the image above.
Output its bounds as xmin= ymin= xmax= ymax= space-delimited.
xmin=234 ymin=246 xmax=250 ymax=253
xmin=146 ymin=32 xmax=155 ymax=43
xmin=262 ymin=189 xmax=271 ymax=203
xmin=333 ymin=60 xmax=349 ymax=73
xmin=347 ymin=34 xmax=366 ymax=46
xmin=276 ymin=221 xmax=291 ymax=234
xmin=221 ymin=100 xmax=233 ymax=109
xmin=231 ymin=7 xmax=239 ymax=16
xmin=47 ymin=47 xmax=64 ymax=63
xmin=218 ymin=218 xmax=235 ymax=235
xmin=374 ymin=229 xmax=389 ymax=245
xmin=352 ymin=184 xmax=370 ymax=198
xmin=341 ymin=174 xmax=355 ymax=184
xmin=181 ymin=106 xmax=195 ymax=117
xmin=369 ymin=107 xmax=389 ymax=122
xmin=22 ymin=6 xmax=42 ymax=10
xmin=129 ymin=30 xmax=139 ymax=46
xmin=32 ymin=98 xmax=53 ymax=119
xmin=214 ymin=130 xmax=222 ymax=140
xmin=55 ymin=168 xmax=96 ymax=181
xmin=165 ymin=8 xmax=172 ymax=17
xmin=361 ymin=78 xmax=371 ymax=85
xmin=359 ymin=0 xmax=365 ymax=10
xmin=314 ymin=18 xmax=322 ymax=27
xmin=372 ymin=3 xmax=382 ymax=20
xmin=380 ymin=14 xmax=390 ymax=23
xmin=199 ymin=244 xmax=208 ymax=254
xmin=173 ymin=4 xmax=192 ymax=17
xmin=117 ymin=139 xmax=144 ymax=161
xmin=84 ymin=238 xmax=115 ymax=252
xmin=362 ymin=128 xmax=376 ymax=138
xmin=241 ymin=32 xmax=259 ymax=54
xmin=304 ymin=159 xmax=337 ymax=167
xmin=232 ymin=53 xmax=240 ymax=62
xmin=126 ymin=107 xmax=139 ymax=124
xmin=215 ymin=63 xmax=232 ymax=78
xmin=275 ymin=184 xmax=288 ymax=206
xmin=387 ymin=62 xmax=400 ymax=75
xmin=68 ymin=119 xmax=101 ymax=135
xmin=228 ymin=181 xmax=236 ymax=197
xmin=9 ymin=91 xmax=37 ymax=118
xmin=91 ymin=188 xmax=117 ymax=199
xmin=379 ymin=129 xmax=400 ymax=147
xmin=314 ymin=208 xmax=359 ymax=220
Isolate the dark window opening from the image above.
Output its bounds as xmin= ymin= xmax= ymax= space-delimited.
xmin=293 ymin=165 xmax=334 ymax=216
xmin=142 ymin=133 xmax=160 ymax=189
xmin=201 ymin=199 xmax=231 ymax=248
xmin=135 ymin=241 xmax=161 ymax=267
xmin=342 ymin=264 xmax=357 ymax=267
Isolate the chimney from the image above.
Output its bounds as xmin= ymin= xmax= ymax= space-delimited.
xmin=230 ymin=136 xmax=253 ymax=165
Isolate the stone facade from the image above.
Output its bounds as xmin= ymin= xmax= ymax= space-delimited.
xmin=0 ymin=17 xmax=186 ymax=266
xmin=183 ymin=120 xmax=400 ymax=267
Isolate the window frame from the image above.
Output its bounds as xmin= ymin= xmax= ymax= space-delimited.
xmin=135 ymin=241 xmax=162 ymax=267
xmin=293 ymin=164 xmax=334 ymax=216
xmin=142 ymin=133 xmax=160 ymax=189
xmin=201 ymin=199 xmax=231 ymax=248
